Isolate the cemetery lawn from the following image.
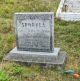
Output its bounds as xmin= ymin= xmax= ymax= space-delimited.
xmin=0 ymin=0 xmax=80 ymax=81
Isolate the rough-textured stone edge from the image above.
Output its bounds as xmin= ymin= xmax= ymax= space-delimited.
xmin=3 ymin=50 xmax=67 ymax=69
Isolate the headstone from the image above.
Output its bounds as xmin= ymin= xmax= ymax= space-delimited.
xmin=15 ymin=12 xmax=54 ymax=52
xmin=4 ymin=12 xmax=66 ymax=68
xmin=56 ymin=0 xmax=80 ymax=21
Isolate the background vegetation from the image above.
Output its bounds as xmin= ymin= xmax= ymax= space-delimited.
xmin=0 ymin=0 xmax=80 ymax=81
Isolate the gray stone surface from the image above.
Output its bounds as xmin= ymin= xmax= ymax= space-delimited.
xmin=64 ymin=0 xmax=80 ymax=13
xmin=4 ymin=47 xmax=66 ymax=65
xmin=6 ymin=47 xmax=60 ymax=57
xmin=14 ymin=12 xmax=54 ymax=52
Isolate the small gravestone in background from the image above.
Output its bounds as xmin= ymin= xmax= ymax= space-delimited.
xmin=4 ymin=12 xmax=66 ymax=68
xmin=56 ymin=0 xmax=80 ymax=21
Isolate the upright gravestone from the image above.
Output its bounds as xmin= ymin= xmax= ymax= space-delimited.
xmin=15 ymin=12 xmax=54 ymax=52
xmin=4 ymin=12 xmax=66 ymax=68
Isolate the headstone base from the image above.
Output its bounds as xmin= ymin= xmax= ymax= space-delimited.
xmin=4 ymin=47 xmax=66 ymax=68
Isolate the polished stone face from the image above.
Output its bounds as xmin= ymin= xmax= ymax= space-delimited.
xmin=15 ymin=12 xmax=54 ymax=52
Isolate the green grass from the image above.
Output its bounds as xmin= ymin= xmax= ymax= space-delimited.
xmin=0 ymin=70 xmax=10 ymax=81
xmin=0 ymin=0 xmax=80 ymax=81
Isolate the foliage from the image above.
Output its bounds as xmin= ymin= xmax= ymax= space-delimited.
xmin=11 ymin=65 xmax=23 ymax=75
xmin=0 ymin=70 xmax=10 ymax=81
xmin=78 ymin=64 xmax=80 ymax=74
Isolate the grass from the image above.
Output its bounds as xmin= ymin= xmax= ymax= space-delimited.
xmin=0 ymin=0 xmax=80 ymax=81
xmin=0 ymin=70 xmax=10 ymax=81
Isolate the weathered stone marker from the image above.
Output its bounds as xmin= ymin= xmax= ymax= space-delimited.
xmin=15 ymin=12 xmax=54 ymax=52
xmin=4 ymin=12 xmax=66 ymax=68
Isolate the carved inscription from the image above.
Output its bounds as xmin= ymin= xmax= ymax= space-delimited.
xmin=15 ymin=13 xmax=53 ymax=52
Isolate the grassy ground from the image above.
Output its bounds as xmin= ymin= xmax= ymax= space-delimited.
xmin=0 ymin=0 xmax=80 ymax=81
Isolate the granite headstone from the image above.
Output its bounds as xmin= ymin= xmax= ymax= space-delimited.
xmin=15 ymin=12 xmax=54 ymax=52
xmin=4 ymin=12 xmax=66 ymax=69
